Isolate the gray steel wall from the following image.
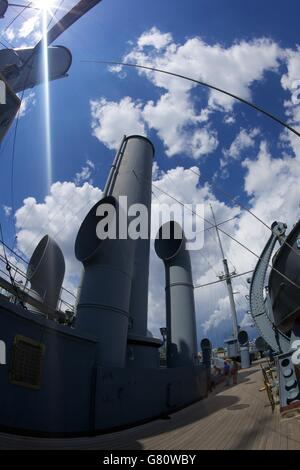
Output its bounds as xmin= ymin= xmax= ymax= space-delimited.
xmin=0 ymin=299 xmax=208 ymax=434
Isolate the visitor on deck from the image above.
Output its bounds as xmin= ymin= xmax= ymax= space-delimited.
xmin=231 ymin=359 xmax=239 ymax=385
xmin=223 ymin=360 xmax=230 ymax=386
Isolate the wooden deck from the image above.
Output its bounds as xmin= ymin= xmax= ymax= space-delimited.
xmin=1 ymin=362 xmax=300 ymax=450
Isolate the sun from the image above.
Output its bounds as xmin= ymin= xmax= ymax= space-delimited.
xmin=32 ymin=0 xmax=58 ymax=12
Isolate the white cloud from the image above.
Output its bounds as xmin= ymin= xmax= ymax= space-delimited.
xmin=148 ymin=135 xmax=300 ymax=339
xmin=15 ymin=181 xmax=102 ymax=298
xmin=124 ymin=33 xmax=281 ymax=110
xmin=3 ymin=12 xmax=41 ymax=47
xmin=4 ymin=27 xmax=15 ymax=42
xmin=2 ymin=205 xmax=12 ymax=217
xmin=74 ymin=159 xmax=95 ymax=186
xmin=281 ymin=47 xmax=300 ymax=92
xmin=191 ymin=127 xmax=218 ymax=159
xmin=242 ymin=140 xmax=300 ymax=218
xmin=13 ymin=169 xmax=243 ymax=342
xmin=91 ymin=83 xmax=219 ymax=159
xmin=90 ymin=97 xmax=146 ymax=149
xmin=18 ymin=15 xmax=40 ymax=39
xmin=19 ymin=91 xmax=36 ymax=118
xmin=143 ymin=91 xmax=219 ymax=158
xmin=279 ymin=47 xmax=300 ymax=157
xmin=137 ymin=27 xmax=173 ymax=50
xmin=14 ymin=146 xmax=300 ymax=345
xmin=221 ymin=127 xmax=260 ymax=167
xmin=148 ymin=165 xmax=243 ymax=340
xmin=202 ymin=295 xmax=231 ymax=334
xmin=240 ymin=313 xmax=254 ymax=329
xmin=9 ymin=25 xmax=300 ymax=344
xmin=224 ymin=115 xmax=236 ymax=125
xmin=103 ymin=29 xmax=282 ymax=159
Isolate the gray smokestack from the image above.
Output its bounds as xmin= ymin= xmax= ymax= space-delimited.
xmin=155 ymin=221 xmax=197 ymax=367
xmin=0 ymin=46 xmax=72 ymax=94
xmin=255 ymin=336 xmax=268 ymax=352
xmin=201 ymin=338 xmax=212 ymax=369
xmin=27 ymin=235 xmax=65 ymax=312
xmin=75 ymin=135 xmax=154 ymax=367
xmin=109 ymin=136 xmax=154 ymax=337
xmin=238 ymin=330 xmax=250 ymax=369
xmin=0 ymin=1 xmax=8 ymax=18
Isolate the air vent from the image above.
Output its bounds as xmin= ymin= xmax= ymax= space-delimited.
xmin=9 ymin=335 xmax=45 ymax=390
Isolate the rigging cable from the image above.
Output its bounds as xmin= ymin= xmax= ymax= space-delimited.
xmin=150 ymin=174 xmax=219 ymax=278
xmin=10 ymin=73 xmax=30 ymax=250
xmin=0 ymin=237 xmax=76 ymax=302
xmin=0 ymin=220 xmax=26 ymax=307
xmin=133 ymin=169 xmax=300 ymax=291
xmin=145 ymin=176 xmax=300 ymax=290
xmin=47 ymin=0 xmax=65 ymax=29
xmin=3 ymin=1 xmax=33 ymax=32
xmin=83 ymin=60 xmax=300 ymax=260
xmin=81 ymin=60 xmax=300 ymax=139
xmin=188 ymin=167 xmax=300 ymax=260
xmin=0 ymin=37 xmax=14 ymax=49
xmin=23 ymin=156 xmax=108 ymax=255
xmin=158 ymin=169 xmax=220 ymax=277
xmin=193 ymin=271 xmax=254 ymax=289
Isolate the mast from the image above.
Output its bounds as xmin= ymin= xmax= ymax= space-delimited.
xmin=210 ymin=204 xmax=239 ymax=340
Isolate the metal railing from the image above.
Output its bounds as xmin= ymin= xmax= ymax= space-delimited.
xmin=0 ymin=240 xmax=76 ymax=321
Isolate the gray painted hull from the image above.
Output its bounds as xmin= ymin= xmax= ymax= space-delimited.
xmin=268 ymin=220 xmax=300 ymax=332
xmin=0 ymin=297 xmax=208 ymax=435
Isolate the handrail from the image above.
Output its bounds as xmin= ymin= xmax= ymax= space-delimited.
xmin=0 ymin=240 xmax=75 ymax=315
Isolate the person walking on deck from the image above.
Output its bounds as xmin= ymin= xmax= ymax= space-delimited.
xmin=223 ymin=360 xmax=230 ymax=386
xmin=231 ymin=359 xmax=239 ymax=385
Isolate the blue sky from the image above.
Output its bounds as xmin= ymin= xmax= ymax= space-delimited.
xmin=1 ymin=0 xmax=300 ymax=346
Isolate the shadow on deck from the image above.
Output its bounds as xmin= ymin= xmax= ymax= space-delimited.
xmin=1 ymin=363 xmax=300 ymax=449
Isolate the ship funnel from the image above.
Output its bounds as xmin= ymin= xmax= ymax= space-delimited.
xmin=255 ymin=336 xmax=268 ymax=352
xmin=238 ymin=330 xmax=249 ymax=346
xmin=0 ymin=0 xmax=8 ymax=18
xmin=155 ymin=221 xmax=197 ymax=367
xmin=201 ymin=338 xmax=212 ymax=369
xmin=27 ymin=235 xmax=65 ymax=312
xmin=238 ymin=330 xmax=250 ymax=369
xmin=75 ymin=135 xmax=154 ymax=368
xmin=0 ymin=46 xmax=72 ymax=94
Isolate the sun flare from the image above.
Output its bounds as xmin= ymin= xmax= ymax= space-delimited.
xmin=33 ymin=0 xmax=57 ymax=12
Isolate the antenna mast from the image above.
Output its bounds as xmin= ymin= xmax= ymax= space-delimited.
xmin=210 ymin=204 xmax=239 ymax=339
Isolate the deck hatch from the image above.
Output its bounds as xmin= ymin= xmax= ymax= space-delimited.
xmin=9 ymin=335 xmax=45 ymax=390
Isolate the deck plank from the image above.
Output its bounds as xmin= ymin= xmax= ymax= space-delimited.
xmin=1 ymin=362 xmax=300 ymax=450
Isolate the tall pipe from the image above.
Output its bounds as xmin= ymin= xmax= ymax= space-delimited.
xmin=201 ymin=338 xmax=212 ymax=369
xmin=27 ymin=235 xmax=65 ymax=312
xmin=0 ymin=46 xmax=72 ymax=94
xmin=155 ymin=221 xmax=197 ymax=367
xmin=106 ymin=135 xmax=154 ymax=337
xmin=0 ymin=77 xmax=20 ymax=144
xmin=255 ymin=336 xmax=268 ymax=353
xmin=238 ymin=330 xmax=250 ymax=369
xmin=75 ymin=135 xmax=154 ymax=367
xmin=0 ymin=0 xmax=8 ymax=18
